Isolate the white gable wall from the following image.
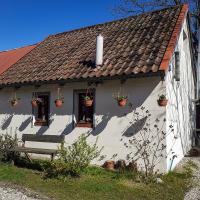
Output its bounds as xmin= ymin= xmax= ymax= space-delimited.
xmin=166 ymin=18 xmax=195 ymax=171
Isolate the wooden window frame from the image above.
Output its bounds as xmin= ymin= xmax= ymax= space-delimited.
xmin=32 ymin=92 xmax=50 ymax=127
xmin=73 ymin=89 xmax=95 ymax=128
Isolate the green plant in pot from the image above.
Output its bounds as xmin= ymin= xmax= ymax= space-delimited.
xmin=55 ymin=97 xmax=64 ymax=107
xmin=157 ymin=94 xmax=168 ymax=107
xmin=9 ymin=92 xmax=21 ymax=107
xmin=115 ymin=95 xmax=127 ymax=107
xmin=31 ymin=97 xmax=41 ymax=107
xmin=84 ymin=96 xmax=93 ymax=107
xmin=55 ymin=88 xmax=64 ymax=108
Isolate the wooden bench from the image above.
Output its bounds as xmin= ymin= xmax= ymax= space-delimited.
xmin=10 ymin=134 xmax=65 ymax=161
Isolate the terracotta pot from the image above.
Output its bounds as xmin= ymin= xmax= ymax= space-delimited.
xmin=157 ymin=99 xmax=168 ymax=107
xmin=84 ymin=99 xmax=93 ymax=107
xmin=55 ymin=99 xmax=63 ymax=107
xmin=11 ymin=100 xmax=18 ymax=107
xmin=103 ymin=160 xmax=115 ymax=170
xmin=118 ymin=99 xmax=127 ymax=107
xmin=31 ymin=100 xmax=38 ymax=107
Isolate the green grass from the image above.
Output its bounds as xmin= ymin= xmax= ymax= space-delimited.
xmin=0 ymin=164 xmax=193 ymax=200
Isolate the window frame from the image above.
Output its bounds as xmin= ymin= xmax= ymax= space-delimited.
xmin=32 ymin=92 xmax=50 ymax=127
xmin=73 ymin=89 xmax=95 ymax=128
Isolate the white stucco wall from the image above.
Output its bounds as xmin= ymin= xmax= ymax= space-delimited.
xmin=166 ymin=18 xmax=195 ymax=171
xmin=0 ymin=77 xmax=167 ymax=172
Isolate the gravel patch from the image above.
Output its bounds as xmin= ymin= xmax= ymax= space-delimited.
xmin=0 ymin=183 xmax=51 ymax=200
xmin=181 ymin=157 xmax=200 ymax=200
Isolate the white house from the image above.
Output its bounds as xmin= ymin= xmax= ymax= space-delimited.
xmin=0 ymin=4 xmax=197 ymax=173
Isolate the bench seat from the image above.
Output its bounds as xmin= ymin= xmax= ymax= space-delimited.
xmin=9 ymin=134 xmax=65 ymax=161
xmin=12 ymin=147 xmax=58 ymax=155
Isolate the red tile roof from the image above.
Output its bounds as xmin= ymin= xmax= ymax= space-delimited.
xmin=0 ymin=5 xmax=188 ymax=86
xmin=160 ymin=4 xmax=188 ymax=70
xmin=0 ymin=44 xmax=36 ymax=74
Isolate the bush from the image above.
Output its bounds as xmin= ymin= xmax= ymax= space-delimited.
xmin=45 ymin=134 xmax=103 ymax=177
xmin=0 ymin=133 xmax=19 ymax=163
xmin=43 ymin=160 xmax=69 ymax=179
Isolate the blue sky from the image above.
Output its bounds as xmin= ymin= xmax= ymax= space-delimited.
xmin=0 ymin=0 xmax=122 ymax=51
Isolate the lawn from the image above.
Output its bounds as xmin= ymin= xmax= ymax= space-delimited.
xmin=0 ymin=163 xmax=193 ymax=200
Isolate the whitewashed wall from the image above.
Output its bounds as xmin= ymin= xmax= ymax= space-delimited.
xmin=166 ymin=18 xmax=195 ymax=171
xmin=0 ymin=77 xmax=167 ymax=172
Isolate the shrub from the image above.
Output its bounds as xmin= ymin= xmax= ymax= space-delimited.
xmin=43 ymin=160 xmax=69 ymax=179
xmin=0 ymin=133 xmax=19 ymax=163
xmin=57 ymin=134 xmax=103 ymax=176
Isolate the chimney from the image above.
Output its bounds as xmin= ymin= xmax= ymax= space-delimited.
xmin=96 ymin=34 xmax=104 ymax=66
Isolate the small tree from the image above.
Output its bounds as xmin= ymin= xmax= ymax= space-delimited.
xmin=0 ymin=133 xmax=19 ymax=163
xmin=122 ymin=106 xmax=175 ymax=178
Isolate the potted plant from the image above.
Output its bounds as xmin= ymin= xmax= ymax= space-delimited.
xmin=9 ymin=97 xmax=20 ymax=107
xmin=115 ymin=95 xmax=128 ymax=107
xmin=84 ymin=96 xmax=93 ymax=107
xmin=55 ymin=97 xmax=64 ymax=107
xmin=157 ymin=95 xmax=168 ymax=107
xmin=31 ymin=97 xmax=39 ymax=107
xmin=55 ymin=88 xmax=64 ymax=107
xmin=103 ymin=160 xmax=115 ymax=170
xmin=31 ymin=97 xmax=43 ymax=107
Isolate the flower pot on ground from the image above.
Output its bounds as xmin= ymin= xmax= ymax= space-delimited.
xmin=115 ymin=96 xmax=127 ymax=107
xmin=103 ymin=160 xmax=115 ymax=170
xmin=55 ymin=99 xmax=64 ymax=107
xmin=84 ymin=96 xmax=93 ymax=107
xmin=157 ymin=95 xmax=168 ymax=107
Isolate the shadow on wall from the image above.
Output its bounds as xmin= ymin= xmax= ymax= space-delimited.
xmin=18 ymin=117 xmax=32 ymax=132
xmin=1 ymin=115 xmax=14 ymax=130
xmin=122 ymin=116 xmax=147 ymax=137
xmin=36 ymin=115 xmax=55 ymax=135
xmin=61 ymin=123 xmax=73 ymax=136
xmin=90 ymin=115 xmax=112 ymax=136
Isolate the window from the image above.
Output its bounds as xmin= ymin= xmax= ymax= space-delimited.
xmin=174 ymin=51 xmax=180 ymax=81
xmin=33 ymin=92 xmax=50 ymax=126
xmin=73 ymin=89 xmax=95 ymax=128
xmin=183 ymin=29 xmax=187 ymax=41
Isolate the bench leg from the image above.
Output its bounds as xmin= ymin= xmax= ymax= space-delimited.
xmin=51 ymin=153 xmax=55 ymax=161
xmin=25 ymin=153 xmax=32 ymax=163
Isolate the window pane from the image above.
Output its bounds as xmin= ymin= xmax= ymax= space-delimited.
xmin=74 ymin=90 xmax=95 ymax=127
xmin=78 ymin=93 xmax=93 ymax=123
xmin=33 ymin=93 xmax=50 ymax=126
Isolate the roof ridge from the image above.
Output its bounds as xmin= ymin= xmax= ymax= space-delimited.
xmin=50 ymin=4 xmax=183 ymax=38
xmin=0 ymin=43 xmax=37 ymax=54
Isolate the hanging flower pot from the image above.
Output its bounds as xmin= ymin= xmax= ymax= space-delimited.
xmin=55 ymin=88 xmax=64 ymax=108
xmin=157 ymin=95 xmax=168 ymax=107
xmin=9 ymin=91 xmax=20 ymax=107
xmin=115 ymin=96 xmax=127 ymax=107
xmin=118 ymin=98 xmax=127 ymax=107
xmin=55 ymin=99 xmax=64 ymax=107
xmin=31 ymin=99 xmax=38 ymax=107
xmin=9 ymin=98 xmax=20 ymax=107
xmin=84 ymin=96 xmax=93 ymax=107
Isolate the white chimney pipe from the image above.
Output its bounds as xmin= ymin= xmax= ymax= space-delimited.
xmin=96 ymin=34 xmax=104 ymax=66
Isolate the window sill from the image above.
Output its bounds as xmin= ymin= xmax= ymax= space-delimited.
xmin=34 ymin=120 xmax=48 ymax=126
xmin=76 ymin=122 xmax=93 ymax=128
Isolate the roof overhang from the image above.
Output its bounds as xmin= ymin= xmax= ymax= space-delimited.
xmin=160 ymin=4 xmax=189 ymax=71
xmin=0 ymin=71 xmax=165 ymax=89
